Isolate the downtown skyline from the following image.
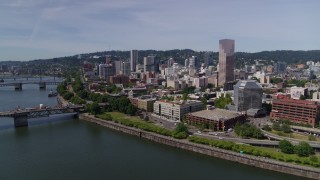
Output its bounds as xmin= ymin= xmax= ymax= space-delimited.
xmin=1 ymin=0 xmax=320 ymax=61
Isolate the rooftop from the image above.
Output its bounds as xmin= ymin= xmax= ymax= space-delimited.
xmin=273 ymin=98 xmax=320 ymax=106
xmin=157 ymin=100 xmax=201 ymax=105
xmin=234 ymin=80 xmax=262 ymax=89
xmin=189 ymin=109 xmax=242 ymax=121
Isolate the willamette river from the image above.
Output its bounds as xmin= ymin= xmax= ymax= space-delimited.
xmin=0 ymin=81 xmax=306 ymax=180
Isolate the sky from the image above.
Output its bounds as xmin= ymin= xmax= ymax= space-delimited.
xmin=0 ymin=0 xmax=320 ymax=61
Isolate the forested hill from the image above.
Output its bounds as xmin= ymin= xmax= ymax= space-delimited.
xmin=237 ymin=50 xmax=320 ymax=64
xmin=77 ymin=49 xmax=320 ymax=65
xmin=1 ymin=50 xmax=320 ymax=69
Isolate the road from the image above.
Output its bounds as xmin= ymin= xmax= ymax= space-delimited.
xmin=149 ymin=114 xmax=177 ymax=130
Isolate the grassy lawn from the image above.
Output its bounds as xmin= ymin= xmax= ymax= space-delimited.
xmin=105 ymin=112 xmax=144 ymax=122
xmin=188 ymin=136 xmax=320 ymax=168
xmin=270 ymin=130 xmax=320 ymax=142
xmin=97 ymin=112 xmax=177 ymax=137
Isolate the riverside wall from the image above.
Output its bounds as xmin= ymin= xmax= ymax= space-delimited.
xmin=79 ymin=114 xmax=320 ymax=180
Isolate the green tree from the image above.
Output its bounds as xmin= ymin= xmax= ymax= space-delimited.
xmin=271 ymin=78 xmax=283 ymax=84
xmin=70 ymin=96 xmax=86 ymax=105
xmin=175 ymin=123 xmax=188 ymax=133
xmin=63 ymin=92 xmax=74 ymax=100
xmin=77 ymin=90 xmax=88 ymax=99
xmin=201 ymin=97 xmax=207 ymax=109
xmin=272 ymin=122 xmax=281 ymax=131
xmin=182 ymin=93 xmax=188 ymax=101
xmin=234 ymin=123 xmax=263 ymax=139
xmin=281 ymin=124 xmax=291 ymax=133
xmin=182 ymin=86 xmax=196 ymax=94
xmin=262 ymin=102 xmax=272 ymax=113
xmin=173 ymin=123 xmax=189 ymax=139
xmin=57 ymin=83 xmax=66 ymax=94
xmin=279 ymin=140 xmax=294 ymax=154
xmin=215 ymin=93 xmax=232 ymax=109
xmin=294 ymin=141 xmax=314 ymax=157
xmin=90 ymin=102 xmax=101 ymax=115
xmin=262 ymin=124 xmax=272 ymax=131
xmin=126 ymin=104 xmax=137 ymax=116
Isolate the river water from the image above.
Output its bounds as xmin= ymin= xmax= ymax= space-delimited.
xmin=0 ymin=82 xmax=306 ymax=180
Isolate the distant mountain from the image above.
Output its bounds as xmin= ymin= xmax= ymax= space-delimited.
xmin=1 ymin=50 xmax=320 ymax=71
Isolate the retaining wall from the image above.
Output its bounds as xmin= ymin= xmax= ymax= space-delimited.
xmin=79 ymin=114 xmax=320 ymax=180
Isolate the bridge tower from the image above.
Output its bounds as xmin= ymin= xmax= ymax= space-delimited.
xmin=14 ymin=113 xmax=28 ymax=127
xmin=39 ymin=82 xmax=46 ymax=89
xmin=14 ymin=83 xmax=22 ymax=90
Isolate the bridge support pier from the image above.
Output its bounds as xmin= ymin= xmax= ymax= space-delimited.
xmin=14 ymin=83 xmax=22 ymax=90
xmin=73 ymin=112 xmax=79 ymax=119
xmin=39 ymin=82 xmax=46 ymax=89
xmin=14 ymin=115 xmax=28 ymax=127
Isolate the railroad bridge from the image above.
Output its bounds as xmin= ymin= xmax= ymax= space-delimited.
xmin=0 ymin=106 xmax=84 ymax=127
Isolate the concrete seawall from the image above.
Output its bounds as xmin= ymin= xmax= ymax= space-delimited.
xmin=79 ymin=114 xmax=320 ymax=180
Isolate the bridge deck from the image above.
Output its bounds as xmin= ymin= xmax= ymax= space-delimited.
xmin=0 ymin=106 xmax=83 ymax=118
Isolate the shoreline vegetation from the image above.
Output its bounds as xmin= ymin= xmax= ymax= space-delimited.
xmin=79 ymin=112 xmax=320 ymax=180
xmin=97 ymin=112 xmax=320 ymax=168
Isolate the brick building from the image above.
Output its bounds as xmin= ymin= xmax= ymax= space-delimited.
xmin=109 ymin=75 xmax=129 ymax=84
xmin=186 ymin=109 xmax=246 ymax=131
xmin=270 ymin=99 xmax=320 ymax=127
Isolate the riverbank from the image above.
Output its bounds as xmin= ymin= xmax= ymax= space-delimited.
xmin=79 ymin=113 xmax=320 ymax=180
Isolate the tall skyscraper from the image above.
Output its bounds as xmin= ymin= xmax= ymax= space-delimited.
xmin=218 ymin=39 xmax=235 ymax=86
xmin=105 ymin=55 xmax=112 ymax=64
xmin=130 ymin=50 xmax=138 ymax=72
xmin=189 ymin=56 xmax=200 ymax=70
xmin=121 ymin=61 xmax=131 ymax=76
xmin=168 ymin=58 xmax=174 ymax=67
xmin=204 ymin=51 xmax=213 ymax=66
xmin=185 ymin=59 xmax=189 ymax=67
xmin=113 ymin=60 xmax=121 ymax=75
xmin=144 ymin=55 xmax=155 ymax=72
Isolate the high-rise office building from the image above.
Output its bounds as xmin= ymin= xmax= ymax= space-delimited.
xmin=185 ymin=59 xmax=189 ymax=67
xmin=168 ymin=58 xmax=174 ymax=67
xmin=233 ymin=80 xmax=262 ymax=112
xmin=274 ymin=61 xmax=287 ymax=74
xmin=98 ymin=64 xmax=115 ymax=82
xmin=113 ymin=60 xmax=121 ymax=75
xmin=130 ymin=50 xmax=138 ymax=72
xmin=121 ymin=61 xmax=131 ymax=76
xmin=144 ymin=55 xmax=155 ymax=72
xmin=106 ymin=55 xmax=112 ymax=64
xmin=218 ymin=39 xmax=235 ymax=86
xmin=189 ymin=56 xmax=200 ymax=70
xmin=204 ymin=51 xmax=213 ymax=67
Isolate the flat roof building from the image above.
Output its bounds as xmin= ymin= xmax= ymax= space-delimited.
xmin=270 ymin=99 xmax=320 ymax=127
xmin=153 ymin=100 xmax=203 ymax=121
xmin=186 ymin=109 xmax=246 ymax=131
